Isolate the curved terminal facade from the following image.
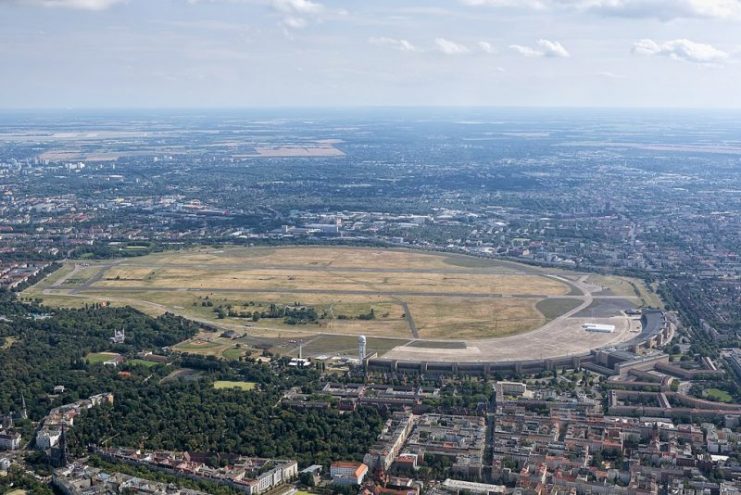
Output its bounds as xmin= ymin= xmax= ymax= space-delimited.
xmin=367 ymin=310 xmax=674 ymax=376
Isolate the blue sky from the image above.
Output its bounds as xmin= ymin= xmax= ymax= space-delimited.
xmin=1 ymin=0 xmax=740 ymax=108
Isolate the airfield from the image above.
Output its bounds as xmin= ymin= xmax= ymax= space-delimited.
xmin=26 ymin=246 xmax=658 ymax=363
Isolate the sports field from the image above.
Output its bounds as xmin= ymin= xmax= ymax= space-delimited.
xmin=86 ymin=352 xmax=122 ymax=364
xmin=26 ymin=246 xmax=654 ymax=360
xmin=213 ymin=380 xmax=257 ymax=391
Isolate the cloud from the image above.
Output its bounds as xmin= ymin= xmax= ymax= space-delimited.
xmin=267 ymin=0 xmax=323 ymax=29
xmin=268 ymin=0 xmax=321 ymax=14
xmin=633 ymin=38 xmax=729 ymax=64
xmin=460 ymin=0 xmax=545 ymax=7
xmin=369 ymin=37 xmax=419 ymax=52
xmin=510 ymin=44 xmax=543 ymax=57
xmin=478 ymin=41 xmax=497 ymax=54
xmin=458 ymin=0 xmax=741 ymax=20
xmin=596 ymin=71 xmax=627 ymax=79
xmin=281 ymin=16 xmax=307 ymax=28
xmin=537 ymin=39 xmax=570 ymax=57
xmin=510 ymin=39 xmax=570 ymax=58
xmin=184 ymin=0 xmax=325 ymax=29
xmin=583 ymin=0 xmax=741 ymax=20
xmin=2 ymin=0 xmax=124 ymax=9
xmin=435 ymin=38 xmax=470 ymax=55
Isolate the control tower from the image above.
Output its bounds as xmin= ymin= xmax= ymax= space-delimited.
xmin=358 ymin=335 xmax=367 ymax=364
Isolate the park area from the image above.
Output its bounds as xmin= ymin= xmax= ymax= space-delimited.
xmin=25 ymin=246 xmax=652 ymax=361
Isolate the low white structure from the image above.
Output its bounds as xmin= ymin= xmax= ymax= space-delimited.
xmin=288 ymin=358 xmax=311 ymax=367
xmin=583 ymin=323 xmax=615 ymax=333
xmin=442 ymin=479 xmax=506 ymax=494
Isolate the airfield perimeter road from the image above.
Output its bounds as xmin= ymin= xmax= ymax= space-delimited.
xmin=61 ymin=259 xmax=612 ymax=301
xmin=67 ymin=285 xmax=634 ymax=301
xmin=382 ymin=274 xmax=638 ymax=363
xmin=43 ymin=259 xmax=639 ymax=361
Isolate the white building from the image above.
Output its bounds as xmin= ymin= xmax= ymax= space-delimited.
xmin=442 ymin=479 xmax=506 ymax=494
xmin=36 ymin=429 xmax=62 ymax=449
xmin=330 ymin=461 xmax=368 ymax=485
xmin=583 ymin=323 xmax=615 ymax=333
xmin=0 ymin=431 xmax=21 ymax=450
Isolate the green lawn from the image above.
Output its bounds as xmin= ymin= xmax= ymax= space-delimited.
xmin=704 ymin=388 xmax=733 ymax=403
xmin=222 ymin=347 xmax=246 ymax=360
xmin=213 ymin=380 xmax=257 ymax=391
xmin=174 ymin=340 xmax=222 ymax=351
xmin=127 ymin=359 xmax=161 ymax=368
xmin=536 ymin=298 xmax=583 ymax=320
xmin=86 ymin=352 xmax=122 ymax=364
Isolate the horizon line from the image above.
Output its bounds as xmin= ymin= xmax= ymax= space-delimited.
xmin=2 ymin=105 xmax=741 ymax=113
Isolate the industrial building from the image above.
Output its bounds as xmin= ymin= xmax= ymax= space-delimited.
xmin=583 ymin=323 xmax=616 ymax=333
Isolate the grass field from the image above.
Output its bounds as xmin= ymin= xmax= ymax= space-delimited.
xmin=536 ymin=298 xmax=583 ymax=320
xmin=704 ymin=388 xmax=733 ymax=403
xmin=126 ymin=359 xmax=161 ymax=368
xmin=86 ymin=352 xmax=122 ymax=364
xmin=586 ymin=274 xmax=662 ymax=308
xmin=172 ymin=333 xmax=264 ymax=358
xmin=222 ymin=346 xmax=247 ymax=360
xmin=296 ymin=335 xmax=409 ymax=358
xmin=172 ymin=336 xmax=226 ymax=355
xmin=214 ymin=380 xmax=257 ymax=391
xmin=24 ymin=246 xmax=657 ymax=356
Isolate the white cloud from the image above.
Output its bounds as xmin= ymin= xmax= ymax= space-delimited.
xmin=537 ymin=38 xmax=570 ymax=57
xmin=183 ymin=0 xmax=325 ymax=29
xmin=282 ymin=16 xmax=307 ymax=28
xmin=3 ymin=0 xmax=124 ymax=9
xmin=268 ymin=0 xmax=321 ymax=15
xmin=633 ymin=38 xmax=729 ymax=64
xmin=510 ymin=39 xmax=570 ymax=58
xmin=478 ymin=41 xmax=497 ymax=54
xmin=435 ymin=37 xmax=470 ymax=55
xmin=459 ymin=0 xmax=741 ymax=20
xmin=268 ymin=0 xmax=323 ymax=29
xmin=460 ymin=0 xmax=546 ymax=7
xmin=596 ymin=71 xmax=626 ymax=78
xmin=369 ymin=37 xmax=419 ymax=52
xmin=583 ymin=0 xmax=741 ymax=20
xmin=510 ymin=44 xmax=543 ymax=57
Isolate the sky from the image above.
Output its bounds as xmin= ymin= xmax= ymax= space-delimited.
xmin=1 ymin=0 xmax=741 ymax=109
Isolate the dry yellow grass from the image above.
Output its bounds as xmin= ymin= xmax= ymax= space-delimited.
xmin=95 ymin=267 xmax=566 ymax=296
xmin=88 ymin=290 xmax=411 ymax=337
xmin=408 ymin=297 xmax=544 ymax=339
xmin=122 ymin=247 xmax=462 ymax=270
xmin=27 ymin=247 xmax=632 ymax=341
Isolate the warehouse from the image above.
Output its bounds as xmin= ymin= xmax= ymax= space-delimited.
xmin=583 ymin=323 xmax=616 ymax=333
